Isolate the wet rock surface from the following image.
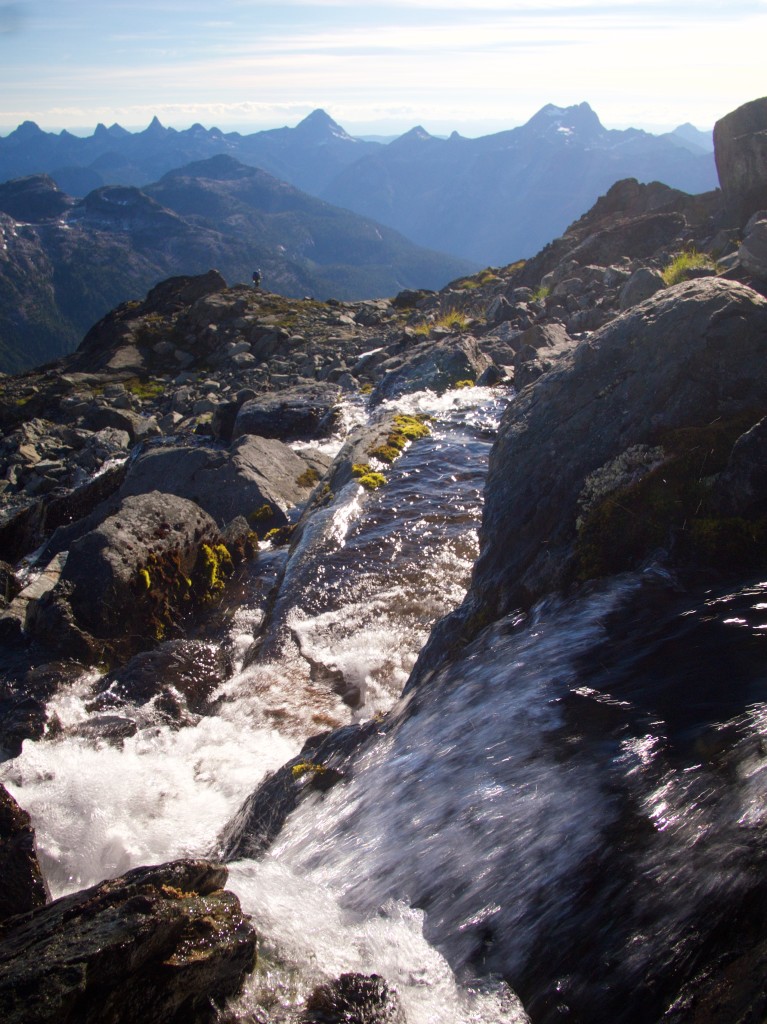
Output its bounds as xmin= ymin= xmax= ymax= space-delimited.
xmin=218 ymin=719 xmax=383 ymax=861
xmin=303 ymin=972 xmax=405 ymax=1024
xmin=0 ymin=859 xmax=256 ymax=1024
xmin=0 ymin=782 xmax=49 ymax=922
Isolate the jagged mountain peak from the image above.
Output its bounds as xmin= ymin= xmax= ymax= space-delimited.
xmin=9 ymin=120 xmax=44 ymax=140
xmin=294 ymin=108 xmax=351 ymax=141
xmin=141 ymin=115 xmax=167 ymax=136
xmin=390 ymin=125 xmax=438 ymax=149
xmin=525 ymin=101 xmax=605 ymax=139
xmin=92 ymin=121 xmax=129 ymax=140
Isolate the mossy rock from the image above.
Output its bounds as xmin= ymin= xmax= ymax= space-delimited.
xmin=366 ymin=414 xmax=431 ymax=468
xmin=352 ymin=464 xmax=387 ymax=491
xmin=574 ymin=413 xmax=767 ymax=581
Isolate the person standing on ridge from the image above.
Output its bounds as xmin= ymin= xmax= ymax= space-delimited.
xmin=252 ymin=268 xmax=262 ymax=289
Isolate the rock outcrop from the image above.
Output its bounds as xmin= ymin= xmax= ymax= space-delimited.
xmin=472 ymin=277 xmax=767 ymax=621
xmin=0 ymin=859 xmax=256 ymax=1024
xmin=30 ymin=492 xmax=227 ymax=662
xmin=714 ymin=95 xmax=767 ymax=226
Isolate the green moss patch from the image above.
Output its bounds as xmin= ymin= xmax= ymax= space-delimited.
xmin=368 ymin=444 xmax=400 ymax=464
xmin=198 ymin=543 xmax=234 ymax=600
xmin=296 ymin=466 xmax=321 ymax=488
xmin=352 ymin=463 xmax=387 ymax=491
xmin=134 ymin=540 xmax=236 ymax=641
xmin=124 ymin=377 xmax=166 ymax=401
xmin=264 ymin=524 xmax=295 ymax=546
xmin=291 ymin=761 xmax=326 ymax=779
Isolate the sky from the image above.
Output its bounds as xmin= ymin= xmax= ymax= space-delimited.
xmin=1 ymin=0 xmax=765 ymax=138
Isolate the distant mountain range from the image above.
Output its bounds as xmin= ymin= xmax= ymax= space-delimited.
xmin=321 ymin=104 xmax=718 ymax=264
xmin=0 ymin=110 xmax=381 ymax=200
xmin=0 ymin=159 xmax=471 ymax=374
xmin=0 ymin=104 xmax=717 ymax=267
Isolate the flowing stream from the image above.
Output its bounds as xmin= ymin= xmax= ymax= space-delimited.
xmin=2 ymin=384 xmax=767 ymax=1022
xmin=1 ymin=386 xmax=526 ymax=1023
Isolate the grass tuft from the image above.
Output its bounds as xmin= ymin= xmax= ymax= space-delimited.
xmin=662 ymin=247 xmax=719 ymax=286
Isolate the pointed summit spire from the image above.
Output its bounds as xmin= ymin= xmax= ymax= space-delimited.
xmin=294 ymin=109 xmax=350 ymax=141
xmin=142 ymin=115 xmax=165 ymax=136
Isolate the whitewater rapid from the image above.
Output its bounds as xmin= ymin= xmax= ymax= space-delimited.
xmin=1 ymin=386 xmax=518 ymax=1023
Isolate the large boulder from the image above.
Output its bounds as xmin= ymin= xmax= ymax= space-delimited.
xmin=714 ymin=96 xmax=767 ymax=226
xmin=30 ymin=492 xmax=227 ymax=662
xmin=232 ymin=383 xmax=342 ymax=442
xmin=0 ymin=859 xmax=256 ymax=1024
xmin=120 ymin=435 xmax=325 ymax=532
xmin=434 ymin=279 xmax=767 ymax=643
xmin=0 ymin=784 xmax=49 ymax=923
xmin=371 ymin=335 xmax=492 ymax=405
xmin=618 ymin=266 xmax=666 ymax=310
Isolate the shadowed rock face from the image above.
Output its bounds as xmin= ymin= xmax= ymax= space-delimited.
xmin=0 ymin=783 xmax=49 ymax=922
xmin=472 ymin=277 xmax=767 ymax=621
xmin=714 ymin=96 xmax=767 ymax=226
xmin=0 ymin=859 xmax=256 ymax=1024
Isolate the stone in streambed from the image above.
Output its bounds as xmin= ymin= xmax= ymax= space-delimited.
xmin=29 ymin=492 xmax=225 ymax=662
xmin=0 ymin=859 xmax=256 ymax=1024
xmin=303 ymin=973 xmax=405 ymax=1024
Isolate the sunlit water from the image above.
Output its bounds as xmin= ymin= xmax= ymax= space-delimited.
xmin=258 ymin=570 xmax=767 ymax=1021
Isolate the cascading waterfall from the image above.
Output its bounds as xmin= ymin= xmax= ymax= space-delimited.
xmin=1 ymin=385 xmax=524 ymax=1023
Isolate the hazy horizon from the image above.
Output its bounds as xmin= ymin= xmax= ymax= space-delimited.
xmin=1 ymin=1 xmax=764 ymax=141
xmin=0 ymin=104 xmax=716 ymax=141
